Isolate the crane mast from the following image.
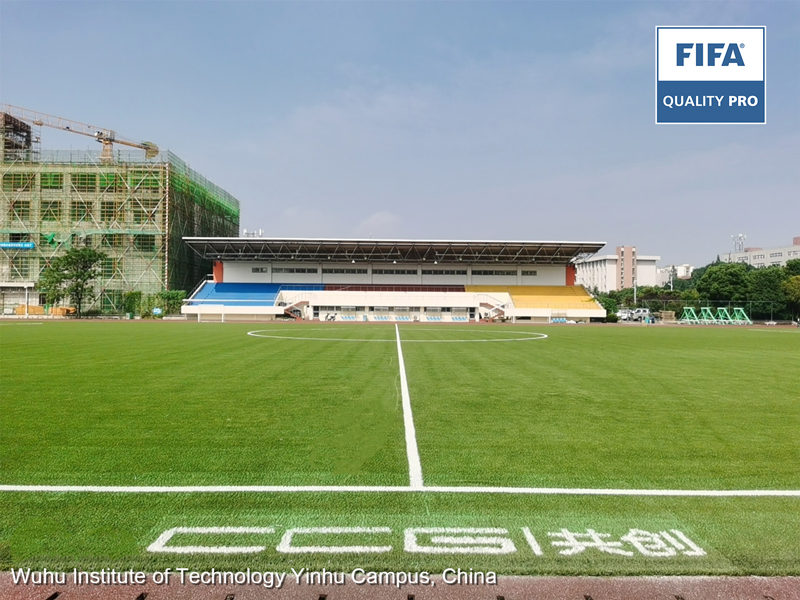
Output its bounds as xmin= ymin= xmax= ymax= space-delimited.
xmin=0 ymin=104 xmax=158 ymax=163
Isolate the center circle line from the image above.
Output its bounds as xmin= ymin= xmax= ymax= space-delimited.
xmin=247 ymin=329 xmax=548 ymax=343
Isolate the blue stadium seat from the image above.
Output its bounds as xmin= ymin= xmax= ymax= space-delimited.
xmin=188 ymin=282 xmax=324 ymax=307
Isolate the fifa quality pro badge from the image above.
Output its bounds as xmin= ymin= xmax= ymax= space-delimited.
xmin=656 ymin=26 xmax=765 ymax=124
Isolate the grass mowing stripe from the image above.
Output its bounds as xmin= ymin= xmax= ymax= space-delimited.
xmin=396 ymin=324 xmax=424 ymax=489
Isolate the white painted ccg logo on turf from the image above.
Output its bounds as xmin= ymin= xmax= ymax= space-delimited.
xmin=656 ymin=26 xmax=766 ymax=124
xmin=147 ymin=525 xmax=706 ymax=557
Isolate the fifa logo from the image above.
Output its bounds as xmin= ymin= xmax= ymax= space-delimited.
xmin=656 ymin=27 xmax=765 ymax=124
xmin=675 ymin=43 xmax=744 ymax=67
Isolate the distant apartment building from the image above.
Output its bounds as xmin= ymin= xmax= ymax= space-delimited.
xmin=720 ymin=237 xmax=800 ymax=268
xmin=575 ymin=246 xmax=660 ymax=293
xmin=657 ymin=264 xmax=695 ymax=287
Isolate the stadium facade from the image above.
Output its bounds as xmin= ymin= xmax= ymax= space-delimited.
xmin=0 ymin=112 xmax=240 ymax=314
xmin=182 ymin=237 xmax=607 ymax=323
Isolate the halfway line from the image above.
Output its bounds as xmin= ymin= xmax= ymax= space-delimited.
xmin=396 ymin=324 xmax=424 ymax=489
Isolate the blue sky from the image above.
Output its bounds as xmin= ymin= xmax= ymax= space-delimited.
xmin=2 ymin=1 xmax=798 ymax=266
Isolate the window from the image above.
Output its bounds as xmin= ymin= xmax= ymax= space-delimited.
xmin=2 ymin=173 xmax=35 ymax=192
xmin=770 ymin=252 xmax=783 ymax=258
xmin=10 ymin=257 xmax=30 ymax=279
xmin=752 ymin=254 xmax=765 ymax=259
xmin=130 ymin=171 xmax=162 ymax=191
xmin=41 ymin=201 xmax=62 ymax=221
xmin=101 ymin=257 xmax=120 ymax=279
xmin=521 ymin=270 xmax=538 ymax=276
xmin=373 ymin=269 xmax=417 ymax=275
xmin=101 ymin=234 xmax=124 ymax=248
xmin=134 ymin=234 xmax=156 ymax=252
xmin=251 ymin=267 xmax=269 ymax=273
xmin=132 ymin=199 xmax=159 ymax=224
xmin=272 ymin=267 xmax=318 ymax=274
xmin=101 ymin=201 xmax=123 ymax=222
xmin=8 ymin=200 xmax=31 ymax=221
xmin=322 ymin=268 xmax=368 ymax=274
xmin=99 ymin=173 xmax=124 ymax=192
xmin=70 ymin=199 xmax=92 ymax=222
xmin=71 ymin=173 xmax=96 ymax=192
xmin=421 ymin=269 xmax=467 ymax=275
xmin=472 ymin=270 xmax=516 ymax=276
xmin=41 ymin=173 xmax=63 ymax=190
xmin=9 ymin=233 xmax=29 ymax=243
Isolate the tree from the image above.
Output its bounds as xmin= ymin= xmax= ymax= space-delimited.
xmin=38 ymin=248 xmax=106 ymax=318
xmin=783 ymin=275 xmax=800 ymax=320
xmin=680 ymin=289 xmax=701 ymax=310
xmin=746 ymin=266 xmax=788 ymax=319
xmin=695 ymin=262 xmax=751 ymax=304
xmin=594 ymin=294 xmax=618 ymax=316
xmin=785 ymin=259 xmax=800 ymax=278
xmin=610 ymin=287 xmax=635 ymax=307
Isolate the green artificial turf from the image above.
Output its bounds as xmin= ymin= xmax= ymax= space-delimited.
xmin=1 ymin=321 xmax=798 ymax=575
xmin=403 ymin=326 xmax=800 ymax=489
xmin=2 ymin=493 xmax=799 ymax=575
xmin=1 ymin=322 xmax=408 ymax=486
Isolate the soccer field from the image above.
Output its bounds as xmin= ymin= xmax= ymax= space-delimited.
xmin=1 ymin=321 xmax=798 ymax=575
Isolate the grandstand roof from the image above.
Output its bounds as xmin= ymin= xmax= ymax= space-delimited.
xmin=183 ymin=237 xmax=605 ymax=265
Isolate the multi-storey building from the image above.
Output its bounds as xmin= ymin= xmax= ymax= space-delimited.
xmin=574 ymin=246 xmax=660 ymax=293
xmin=0 ymin=112 xmax=240 ymax=313
xmin=721 ymin=237 xmax=800 ymax=268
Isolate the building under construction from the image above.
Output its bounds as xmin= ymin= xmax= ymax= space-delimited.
xmin=0 ymin=108 xmax=240 ymax=313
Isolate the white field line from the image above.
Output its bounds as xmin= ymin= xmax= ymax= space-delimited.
xmin=396 ymin=324 xmax=424 ymax=489
xmin=1 ymin=484 xmax=799 ymax=496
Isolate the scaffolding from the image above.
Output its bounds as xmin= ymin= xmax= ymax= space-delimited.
xmin=0 ymin=145 xmax=239 ymax=313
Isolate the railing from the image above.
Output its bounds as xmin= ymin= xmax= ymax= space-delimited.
xmin=475 ymin=293 xmax=508 ymax=307
xmin=476 ymin=293 xmax=508 ymax=318
xmin=186 ymin=276 xmax=213 ymax=301
xmin=276 ymin=291 xmax=313 ymax=307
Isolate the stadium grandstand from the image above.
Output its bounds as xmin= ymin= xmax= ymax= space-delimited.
xmin=181 ymin=237 xmax=607 ymax=323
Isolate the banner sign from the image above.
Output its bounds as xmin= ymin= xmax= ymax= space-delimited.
xmin=0 ymin=242 xmax=35 ymax=249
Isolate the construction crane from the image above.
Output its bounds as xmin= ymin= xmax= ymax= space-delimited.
xmin=1 ymin=104 xmax=159 ymax=163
